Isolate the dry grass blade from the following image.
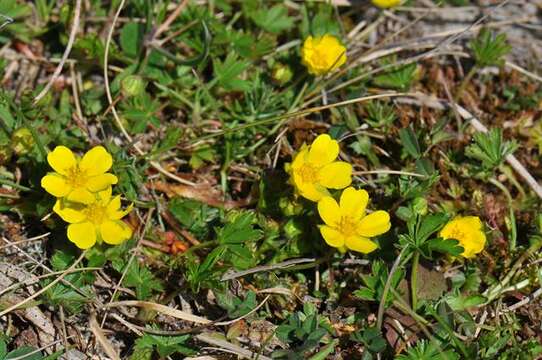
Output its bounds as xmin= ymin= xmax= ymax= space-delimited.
xmin=196 ymin=332 xmax=272 ymax=360
xmin=0 ymin=251 xmax=86 ymax=318
xmin=105 ymin=300 xmax=212 ymax=324
xmin=90 ymin=312 xmax=121 ymax=360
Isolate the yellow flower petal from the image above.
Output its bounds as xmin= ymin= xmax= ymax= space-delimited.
xmin=320 ymin=225 xmax=345 ymax=248
xmin=297 ymin=181 xmax=329 ymax=202
xmin=53 ymin=200 xmax=86 ymax=223
xmin=357 ymin=210 xmax=391 ymax=237
xmin=96 ymin=187 xmax=112 ymax=204
xmin=47 ymin=146 xmax=76 ymax=175
xmin=106 ymin=195 xmax=121 ymax=214
xmin=66 ymin=188 xmax=95 ymax=204
xmin=100 ymin=220 xmax=132 ymax=245
xmin=301 ymin=35 xmax=346 ymax=75
xmin=67 ymin=221 xmax=97 ymax=249
xmin=291 ymin=148 xmax=309 ymax=170
xmin=318 ymin=161 xmax=352 ymax=189
xmin=106 ymin=195 xmax=133 ymax=220
xmin=344 ymin=236 xmax=378 ymax=254
xmin=79 ymin=146 xmax=113 ymax=176
xmin=440 ymin=216 xmax=486 ymax=258
xmin=307 ymin=134 xmax=339 ymax=166
xmin=41 ymin=174 xmax=71 ymax=197
xmin=372 ymin=0 xmax=401 ymax=9
xmin=462 ymin=216 xmax=483 ymax=230
xmin=86 ymin=173 xmax=118 ymax=192
xmin=339 ymin=187 xmax=369 ymax=220
xmin=318 ymin=196 xmax=341 ymax=226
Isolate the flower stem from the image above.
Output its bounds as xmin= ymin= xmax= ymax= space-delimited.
xmin=489 ymin=177 xmax=517 ymax=251
xmin=455 ymin=65 xmax=478 ymax=102
xmin=411 ymin=251 xmax=420 ymax=311
xmin=377 ymin=246 xmax=407 ymax=331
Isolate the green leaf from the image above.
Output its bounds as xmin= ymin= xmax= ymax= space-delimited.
xmin=465 ymin=128 xmax=517 ymax=170
xmin=308 ymin=340 xmax=338 ymax=360
xmin=216 ymin=290 xmax=257 ymax=318
xmin=122 ymin=261 xmax=164 ymax=300
xmin=424 ymin=238 xmax=464 ymax=257
xmin=416 ymin=213 xmax=450 ymax=244
xmin=399 ymin=126 xmax=421 ymax=159
xmin=120 ymin=22 xmax=144 ymax=58
xmin=132 ymin=333 xmax=195 ymax=358
xmin=351 ymin=327 xmax=387 ymax=354
xmin=354 ymin=260 xmax=404 ymax=307
xmin=0 ymin=340 xmax=7 ymax=359
xmin=212 ymin=53 xmax=251 ymax=92
xmin=373 ymin=61 xmax=417 ymax=90
xmin=168 ymin=198 xmax=220 ymax=239
xmin=5 ymin=347 xmax=43 ymax=360
xmin=395 ymin=340 xmax=459 ymax=360
xmin=470 ymin=28 xmax=511 ymax=67
xmin=217 ymin=211 xmax=262 ymax=245
xmin=445 ymin=294 xmax=487 ymax=311
xmin=251 ymin=5 xmax=294 ymax=34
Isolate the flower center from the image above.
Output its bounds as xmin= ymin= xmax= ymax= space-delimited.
xmin=298 ymin=163 xmax=319 ymax=183
xmin=65 ymin=166 xmax=88 ymax=188
xmin=339 ymin=216 xmax=358 ymax=237
xmin=83 ymin=203 xmax=107 ymax=225
xmin=447 ymin=226 xmax=466 ymax=241
xmin=312 ymin=52 xmax=328 ymax=68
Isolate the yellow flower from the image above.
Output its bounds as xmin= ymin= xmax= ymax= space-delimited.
xmin=41 ymin=146 xmax=118 ymax=204
xmin=287 ymin=134 xmax=352 ymax=202
xmin=53 ymin=187 xmax=133 ymax=249
xmin=372 ymin=0 xmax=402 ymax=8
xmin=439 ymin=216 xmax=486 ymax=258
xmin=317 ymin=187 xmax=391 ymax=253
xmin=301 ymin=35 xmax=347 ymax=76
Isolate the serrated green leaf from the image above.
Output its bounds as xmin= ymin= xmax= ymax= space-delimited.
xmin=251 ymin=5 xmax=293 ymax=34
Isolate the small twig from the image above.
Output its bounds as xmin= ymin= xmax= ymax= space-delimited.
xmin=0 ymin=232 xmax=50 ymax=251
xmin=33 ymin=0 xmax=82 ymax=104
xmin=152 ymin=0 xmax=190 ymax=40
xmin=505 ymin=287 xmax=542 ymax=312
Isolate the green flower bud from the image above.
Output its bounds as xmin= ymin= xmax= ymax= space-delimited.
xmin=272 ymin=63 xmax=293 ymax=85
xmin=11 ymin=128 xmax=34 ymax=155
xmin=121 ymin=75 xmax=146 ymax=97
xmin=412 ymin=197 xmax=428 ymax=216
